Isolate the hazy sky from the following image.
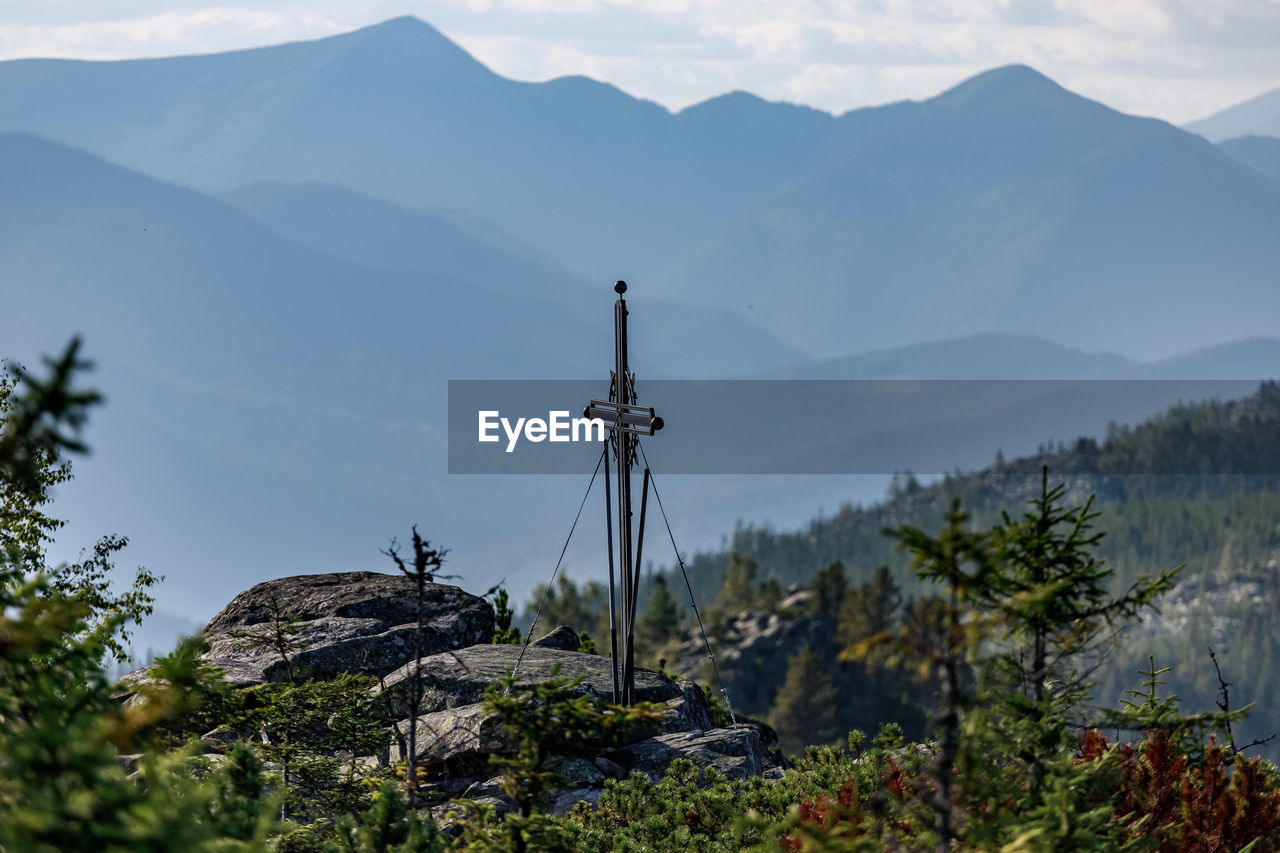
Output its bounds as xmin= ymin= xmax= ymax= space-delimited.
xmin=1 ymin=1 xmax=1278 ymax=124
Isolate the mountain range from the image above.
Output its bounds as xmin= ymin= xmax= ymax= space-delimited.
xmin=1 ymin=18 xmax=1278 ymax=637
xmin=647 ymin=66 xmax=1280 ymax=359
xmin=4 ymin=17 xmax=1280 ymax=360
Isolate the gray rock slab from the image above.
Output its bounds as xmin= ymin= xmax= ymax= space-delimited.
xmin=374 ymin=644 xmax=682 ymax=719
xmin=389 ymin=702 xmax=507 ymax=778
xmin=612 ymin=726 xmax=779 ymax=782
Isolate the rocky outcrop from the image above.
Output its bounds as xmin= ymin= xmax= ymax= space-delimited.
xmin=396 ymin=700 xmax=779 ymax=808
xmin=610 ymin=726 xmax=780 ymax=782
xmin=373 ymin=644 xmax=683 ymax=720
xmin=673 ymin=608 xmax=832 ymax=714
xmin=116 ymin=570 xmax=786 ymax=817
xmin=200 ymin=572 xmax=494 ymax=686
xmin=432 ymin=724 xmax=782 ymax=816
xmin=374 ymin=643 xmax=779 ymax=805
xmin=1139 ymin=554 xmax=1280 ymax=648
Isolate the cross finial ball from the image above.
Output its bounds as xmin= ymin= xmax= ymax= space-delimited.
xmin=614 ymin=280 xmax=627 ymax=295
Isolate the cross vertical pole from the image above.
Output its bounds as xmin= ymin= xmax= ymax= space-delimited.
xmin=584 ymin=280 xmax=662 ymax=706
xmin=612 ymin=281 xmax=636 ymax=705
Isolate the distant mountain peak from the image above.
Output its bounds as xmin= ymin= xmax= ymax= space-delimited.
xmin=355 ymin=15 xmax=449 ymax=43
xmin=675 ymin=89 xmax=837 ymax=135
xmin=373 ymin=14 xmax=434 ymax=29
xmin=336 ymin=15 xmax=492 ymax=77
xmin=920 ymin=62 xmax=1124 ymax=129
xmin=938 ymin=64 xmax=1068 ymax=104
xmin=691 ymin=90 xmax=768 ymax=108
xmin=362 ymin=15 xmax=466 ymax=43
xmin=976 ymin=63 xmax=1055 ymax=83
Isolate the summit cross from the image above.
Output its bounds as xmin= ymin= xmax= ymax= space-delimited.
xmin=583 ymin=280 xmax=663 ymax=705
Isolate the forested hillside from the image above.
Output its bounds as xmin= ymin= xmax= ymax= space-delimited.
xmin=533 ymin=383 xmax=1280 ymax=757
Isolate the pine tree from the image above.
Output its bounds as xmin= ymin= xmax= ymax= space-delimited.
xmin=481 ymin=670 xmax=662 ymax=853
xmin=837 ymin=566 xmax=902 ymax=649
xmin=525 ymin=575 xmax=609 ymax=639
xmin=637 ymin=573 xmax=679 ymax=660
xmin=838 ymin=567 xmax=914 ymax=731
xmin=859 ymin=473 xmax=1184 ymax=849
xmin=881 ymin=501 xmax=994 ymax=853
xmin=325 ymin=781 xmax=445 ymax=853
xmin=982 ymin=468 xmax=1180 ymax=804
xmin=769 ymin=644 xmax=839 ymax=755
xmin=491 ymin=587 xmax=522 ymax=645
xmin=809 ymin=561 xmax=848 ymax=618
xmin=717 ymin=550 xmax=758 ymax=614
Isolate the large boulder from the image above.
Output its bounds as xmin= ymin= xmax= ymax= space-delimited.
xmin=199 ymin=572 xmax=494 ymax=686
xmin=608 ymin=726 xmax=780 ymax=782
xmin=389 ymin=702 xmax=507 ymax=779
xmin=374 ymin=644 xmax=682 ymax=720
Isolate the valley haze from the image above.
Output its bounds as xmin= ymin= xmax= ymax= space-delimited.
xmin=0 ymin=14 xmax=1277 ymax=661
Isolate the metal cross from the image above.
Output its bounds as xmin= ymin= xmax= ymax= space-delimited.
xmin=583 ymin=280 xmax=662 ymax=705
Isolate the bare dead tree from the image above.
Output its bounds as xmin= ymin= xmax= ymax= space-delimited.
xmin=382 ymin=525 xmax=451 ymax=796
xmin=232 ymin=594 xmax=305 ymax=684
xmin=1209 ymin=646 xmax=1276 ymax=756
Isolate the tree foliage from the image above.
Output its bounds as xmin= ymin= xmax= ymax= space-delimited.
xmin=524 ymin=574 xmax=610 ymax=640
xmin=468 ymin=669 xmax=662 ymax=853
xmin=1 ymin=350 xmax=159 ymax=661
xmin=770 ymin=644 xmax=840 ymax=755
xmin=637 ymin=572 xmax=680 ymax=661
xmin=0 ymin=341 xmax=276 ymax=852
xmin=491 ymin=586 xmax=523 ymax=645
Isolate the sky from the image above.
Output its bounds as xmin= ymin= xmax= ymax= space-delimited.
xmin=1 ymin=1 xmax=1278 ymax=124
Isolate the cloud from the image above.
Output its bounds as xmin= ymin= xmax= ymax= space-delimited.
xmin=0 ymin=7 xmax=344 ymax=59
xmin=0 ymin=0 xmax=1277 ymax=122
